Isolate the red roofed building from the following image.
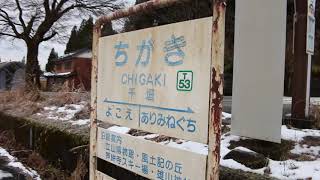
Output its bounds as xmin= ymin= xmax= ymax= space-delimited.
xmin=44 ymin=49 xmax=92 ymax=91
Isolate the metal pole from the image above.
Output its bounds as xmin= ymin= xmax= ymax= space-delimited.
xmin=306 ymin=54 xmax=312 ymax=117
xmin=207 ymin=0 xmax=226 ymax=179
xmin=89 ymin=24 xmax=101 ymax=180
xmin=95 ymin=0 xmax=190 ymax=28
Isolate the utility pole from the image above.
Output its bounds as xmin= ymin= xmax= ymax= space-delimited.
xmin=291 ymin=0 xmax=316 ymax=128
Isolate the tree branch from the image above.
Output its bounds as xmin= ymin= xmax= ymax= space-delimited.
xmin=0 ymin=32 xmax=19 ymax=38
xmin=14 ymin=0 xmax=26 ymax=30
xmin=51 ymin=0 xmax=57 ymax=11
xmin=0 ymin=9 xmax=22 ymax=38
xmin=43 ymin=0 xmax=50 ymax=14
xmin=41 ymin=31 xmax=57 ymax=42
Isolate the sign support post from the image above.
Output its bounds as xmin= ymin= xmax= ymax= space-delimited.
xmin=90 ymin=23 xmax=101 ymax=180
xmin=306 ymin=54 xmax=312 ymax=117
xmin=207 ymin=0 xmax=226 ymax=179
xmin=305 ymin=0 xmax=316 ymax=117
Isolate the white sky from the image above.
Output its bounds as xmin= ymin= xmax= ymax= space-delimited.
xmin=0 ymin=0 xmax=135 ymax=70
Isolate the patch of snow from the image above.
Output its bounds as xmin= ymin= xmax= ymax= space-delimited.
xmin=43 ymin=106 xmax=57 ymax=111
xmin=140 ymin=134 xmax=159 ymax=140
xmin=71 ymin=119 xmax=90 ymax=126
xmin=43 ymin=72 xmax=72 ymax=77
xmin=0 ymin=148 xmax=15 ymax=161
xmin=108 ymin=126 xmax=131 ymax=134
xmin=55 ymin=104 xmax=83 ymax=121
xmin=220 ymin=133 xmax=242 ymax=158
xmin=40 ymin=103 xmax=85 ymax=122
xmin=222 ymin=112 xmax=232 ymax=119
xmin=281 ymin=126 xmax=320 ymax=158
xmin=234 ymin=146 xmax=256 ymax=153
xmin=0 ymin=170 xmax=12 ymax=179
xmin=291 ymin=144 xmax=320 ymax=157
xmin=268 ymin=159 xmax=320 ymax=179
xmin=161 ymin=140 xmax=208 ymax=156
xmin=220 ymin=126 xmax=320 ymax=179
xmin=0 ymin=147 xmax=41 ymax=180
xmin=282 ymin=125 xmax=320 ymax=142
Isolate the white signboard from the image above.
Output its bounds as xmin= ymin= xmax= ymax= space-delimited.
xmin=231 ymin=0 xmax=287 ymax=143
xmin=96 ymin=127 xmax=207 ymax=180
xmin=97 ymin=17 xmax=212 ymax=143
xmin=307 ymin=0 xmax=317 ymax=55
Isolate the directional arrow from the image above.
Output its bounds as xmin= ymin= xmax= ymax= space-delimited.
xmin=103 ymin=99 xmax=194 ymax=114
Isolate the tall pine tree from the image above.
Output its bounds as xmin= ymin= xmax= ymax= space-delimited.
xmin=65 ymin=26 xmax=78 ymax=54
xmin=64 ymin=17 xmax=117 ymax=54
xmin=46 ymin=48 xmax=58 ymax=72
xmin=77 ymin=17 xmax=94 ymax=50
xmin=101 ymin=22 xmax=117 ymax=37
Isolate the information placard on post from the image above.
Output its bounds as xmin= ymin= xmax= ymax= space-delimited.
xmin=96 ymin=127 xmax=207 ymax=180
xmin=307 ymin=0 xmax=316 ymax=55
xmin=97 ymin=17 xmax=212 ymax=144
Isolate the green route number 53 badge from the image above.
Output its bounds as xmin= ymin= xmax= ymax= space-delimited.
xmin=177 ymin=71 xmax=193 ymax=91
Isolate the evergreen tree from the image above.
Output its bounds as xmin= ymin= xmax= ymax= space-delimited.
xmin=77 ymin=17 xmax=94 ymax=50
xmin=101 ymin=22 xmax=117 ymax=37
xmin=65 ymin=26 xmax=78 ymax=54
xmin=64 ymin=17 xmax=117 ymax=53
xmin=45 ymin=48 xmax=58 ymax=72
xmin=124 ymin=0 xmax=155 ymax=32
xmin=124 ymin=0 xmax=212 ymax=32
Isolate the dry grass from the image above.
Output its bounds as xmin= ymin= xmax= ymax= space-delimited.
xmin=310 ymin=105 xmax=320 ymax=129
xmin=0 ymin=89 xmax=90 ymax=119
xmin=69 ymin=155 xmax=88 ymax=180
xmin=47 ymin=92 xmax=82 ymax=107
xmin=0 ymin=88 xmax=44 ymax=116
xmin=74 ymin=102 xmax=91 ymax=120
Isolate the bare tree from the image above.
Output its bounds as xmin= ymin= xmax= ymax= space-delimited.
xmin=0 ymin=0 xmax=123 ymax=88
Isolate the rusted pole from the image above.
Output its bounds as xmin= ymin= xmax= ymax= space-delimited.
xmin=207 ymin=0 xmax=226 ymax=180
xmin=89 ymin=26 xmax=101 ymax=180
xmin=95 ymin=0 xmax=190 ymax=29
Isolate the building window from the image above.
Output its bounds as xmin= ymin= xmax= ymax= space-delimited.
xmin=65 ymin=61 xmax=72 ymax=70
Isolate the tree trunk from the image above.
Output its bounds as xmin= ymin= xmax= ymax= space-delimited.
xmin=25 ymin=43 xmax=41 ymax=89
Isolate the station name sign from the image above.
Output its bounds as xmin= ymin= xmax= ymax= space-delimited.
xmin=97 ymin=17 xmax=213 ymax=144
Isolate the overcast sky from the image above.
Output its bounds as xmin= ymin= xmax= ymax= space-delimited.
xmin=0 ymin=0 xmax=135 ymax=70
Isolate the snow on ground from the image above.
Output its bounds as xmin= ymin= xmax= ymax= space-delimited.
xmin=222 ymin=112 xmax=232 ymax=120
xmin=36 ymin=101 xmax=90 ymax=127
xmin=283 ymin=97 xmax=320 ymax=105
xmin=71 ymin=119 xmax=90 ymax=126
xmin=43 ymin=72 xmax=72 ymax=77
xmin=282 ymin=126 xmax=320 ymax=158
xmin=0 ymin=170 xmax=13 ymax=179
xmin=0 ymin=147 xmax=41 ymax=180
xmin=221 ymin=125 xmax=320 ymax=180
